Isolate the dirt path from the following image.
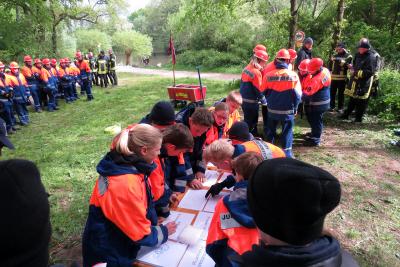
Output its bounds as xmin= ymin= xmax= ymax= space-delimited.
xmin=117 ymin=66 xmax=240 ymax=81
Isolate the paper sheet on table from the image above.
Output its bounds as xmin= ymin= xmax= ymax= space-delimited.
xmin=163 ymin=211 xmax=196 ymax=241
xmin=202 ymin=170 xmax=220 ymax=187
xmin=203 ymin=192 xmax=230 ymax=213
xmin=193 ymin=211 xmax=214 ymax=241
xmin=137 ymin=240 xmax=187 ymax=267
xmin=178 ymin=189 xmax=208 ymax=211
xmin=207 ymin=162 xmax=216 ymax=168
xmin=178 ymin=242 xmax=215 ymax=267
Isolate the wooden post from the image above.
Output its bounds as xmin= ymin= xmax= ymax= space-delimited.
xmin=173 ymin=63 xmax=176 ymax=86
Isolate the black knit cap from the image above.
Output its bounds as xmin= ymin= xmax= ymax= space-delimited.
xmin=304 ymin=37 xmax=314 ymax=45
xmin=228 ymin=121 xmax=251 ymax=142
xmin=248 ymin=158 xmax=341 ymax=245
xmin=357 ymin=38 xmax=371 ymax=49
xmin=0 ymin=159 xmax=51 ymax=267
xmin=336 ymin=42 xmax=346 ymax=49
xmin=149 ymin=101 xmax=176 ymax=126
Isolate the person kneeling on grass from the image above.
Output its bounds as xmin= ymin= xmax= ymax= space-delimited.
xmin=82 ymin=124 xmax=177 ymax=267
xmin=206 ymin=152 xmax=263 ymax=267
xmin=203 ymin=139 xmax=285 ymax=198
xmin=231 ymin=158 xmax=359 ymax=267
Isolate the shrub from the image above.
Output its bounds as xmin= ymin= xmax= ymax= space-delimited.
xmin=369 ymin=68 xmax=400 ymax=120
xmin=178 ymin=49 xmax=245 ymax=68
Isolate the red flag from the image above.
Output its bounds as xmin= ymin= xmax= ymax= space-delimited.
xmin=168 ymin=33 xmax=176 ymax=65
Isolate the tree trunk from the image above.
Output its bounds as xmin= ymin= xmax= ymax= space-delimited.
xmin=331 ymin=0 xmax=345 ymax=53
xmin=288 ymin=0 xmax=298 ymax=49
xmin=51 ymin=23 xmax=58 ymax=56
xmin=312 ymin=0 xmax=318 ymax=18
xmin=125 ymin=51 xmax=132 ymax=65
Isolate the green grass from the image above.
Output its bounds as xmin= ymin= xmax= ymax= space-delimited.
xmin=2 ymin=72 xmax=400 ymax=266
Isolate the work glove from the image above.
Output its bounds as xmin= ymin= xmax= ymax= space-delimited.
xmin=259 ymin=95 xmax=268 ymax=106
xmin=356 ymin=87 xmax=366 ymax=96
xmin=205 ymin=175 xmax=236 ymax=198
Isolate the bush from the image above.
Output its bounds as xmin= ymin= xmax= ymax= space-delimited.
xmin=369 ymin=69 xmax=400 ymax=120
xmin=178 ymin=49 xmax=245 ymax=68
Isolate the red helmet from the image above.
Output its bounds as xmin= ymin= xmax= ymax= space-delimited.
xmin=276 ymin=49 xmax=290 ymax=60
xmin=34 ymin=58 xmax=42 ymax=65
xmin=254 ymin=50 xmax=269 ymax=62
xmin=298 ymin=59 xmax=310 ymax=72
xmin=64 ymin=57 xmax=71 ymax=63
xmin=253 ymin=44 xmax=267 ymax=53
xmin=307 ymin=58 xmax=324 ymax=73
xmin=0 ymin=61 xmax=4 ymax=68
xmin=288 ymin=49 xmax=297 ymax=60
xmin=24 ymin=55 xmax=32 ymax=62
xmin=51 ymin=58 xmax=57 ymax=65
xmin=59 ymin=59 xmax=65 ymax=64
xmin=75 ymin=51 xmax=82 ymax=59
xmin=42 ymin=58 xmax=50 ymax=65
xmin=9 ymin=61 xmax=19 ymax=69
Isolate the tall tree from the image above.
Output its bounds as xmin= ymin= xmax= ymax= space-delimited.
xmin=112 ymin=31 xmax=153 ymax=65
xmin=331 ymin=0 xmax=345 ymax=52
xmin=288 ymin=0 xmax=300 ymax=48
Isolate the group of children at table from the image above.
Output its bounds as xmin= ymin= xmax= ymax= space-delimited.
xmin=82 ymin=90 xmax=359 ymax=267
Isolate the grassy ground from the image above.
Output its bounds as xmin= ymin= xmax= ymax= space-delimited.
xmin=2 ymin=72 xmax=399 ymax=266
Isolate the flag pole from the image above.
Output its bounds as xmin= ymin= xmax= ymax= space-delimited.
xmin=173 ymin=61 xmax=176 ymax=86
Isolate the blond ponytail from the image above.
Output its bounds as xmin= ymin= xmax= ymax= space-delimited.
xmin=115 ymin=124 xmax=162 ymax=156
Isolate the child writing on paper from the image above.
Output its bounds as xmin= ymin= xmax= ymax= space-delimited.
xmin=206 ymin=152 xmax=263 ymax=267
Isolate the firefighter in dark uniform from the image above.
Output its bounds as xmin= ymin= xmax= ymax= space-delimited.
xmin=342 ymin=38 xmax=376 ymax=123
xmin=97 ymin=51 xmax=108 ymax=88
xmin=88 ymin=52 xmax=98 ymax=86
xmin=107 ymin=49 xmax=118 ymax=86
xmin=327 ymin=42 xmax=352 ymax=112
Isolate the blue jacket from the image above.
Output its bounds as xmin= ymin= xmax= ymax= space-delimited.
xmin=263 ymin=62 xmax=302 ymax=120
xmin=82 ymin=151 xmax=168 ymax=267
xmin=176 ymin=104 xmax=207 ymax=174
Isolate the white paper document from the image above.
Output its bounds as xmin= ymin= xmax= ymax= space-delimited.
xmin=163 ymin=211 xmax=196 ymax=241
xmin=178 ymin=242 xmax=215 ymax=267
xmin=178 ymin=189 xmax=208 ymax=211
xmin=203 ymin=192 xmax=230 ymax=213
xmin=137 ymin=240 xmax=187 ymax=267
xmin=202 ymin=170 xmax=220 ymax=187
xmin=193 ymin=211 xmax=214 ymax=241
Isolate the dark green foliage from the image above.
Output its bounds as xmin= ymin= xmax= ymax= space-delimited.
xmin=369 ymin=69 xmax=400 ymax=120
xmin=178 ymin=49 xmax=246 ymax=68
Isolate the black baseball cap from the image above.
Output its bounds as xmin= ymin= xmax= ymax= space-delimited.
xmin=0 ymin=118 xmax=14 ymax=149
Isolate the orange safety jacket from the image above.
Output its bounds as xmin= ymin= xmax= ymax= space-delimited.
xmin=223 ymin=109 xmax=241 ymax=138
xmin=233 ymin=139 xmax=286 ymax=160
xmin=82 ymin=151 xmax=168 ymax=267
xmin=21 ymin=65 xmax=41 ymax=85
xmin=239 ymin=63 xmax=263 ymax=102
xmin=206 ymin=180 xmax=259 ymax=266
